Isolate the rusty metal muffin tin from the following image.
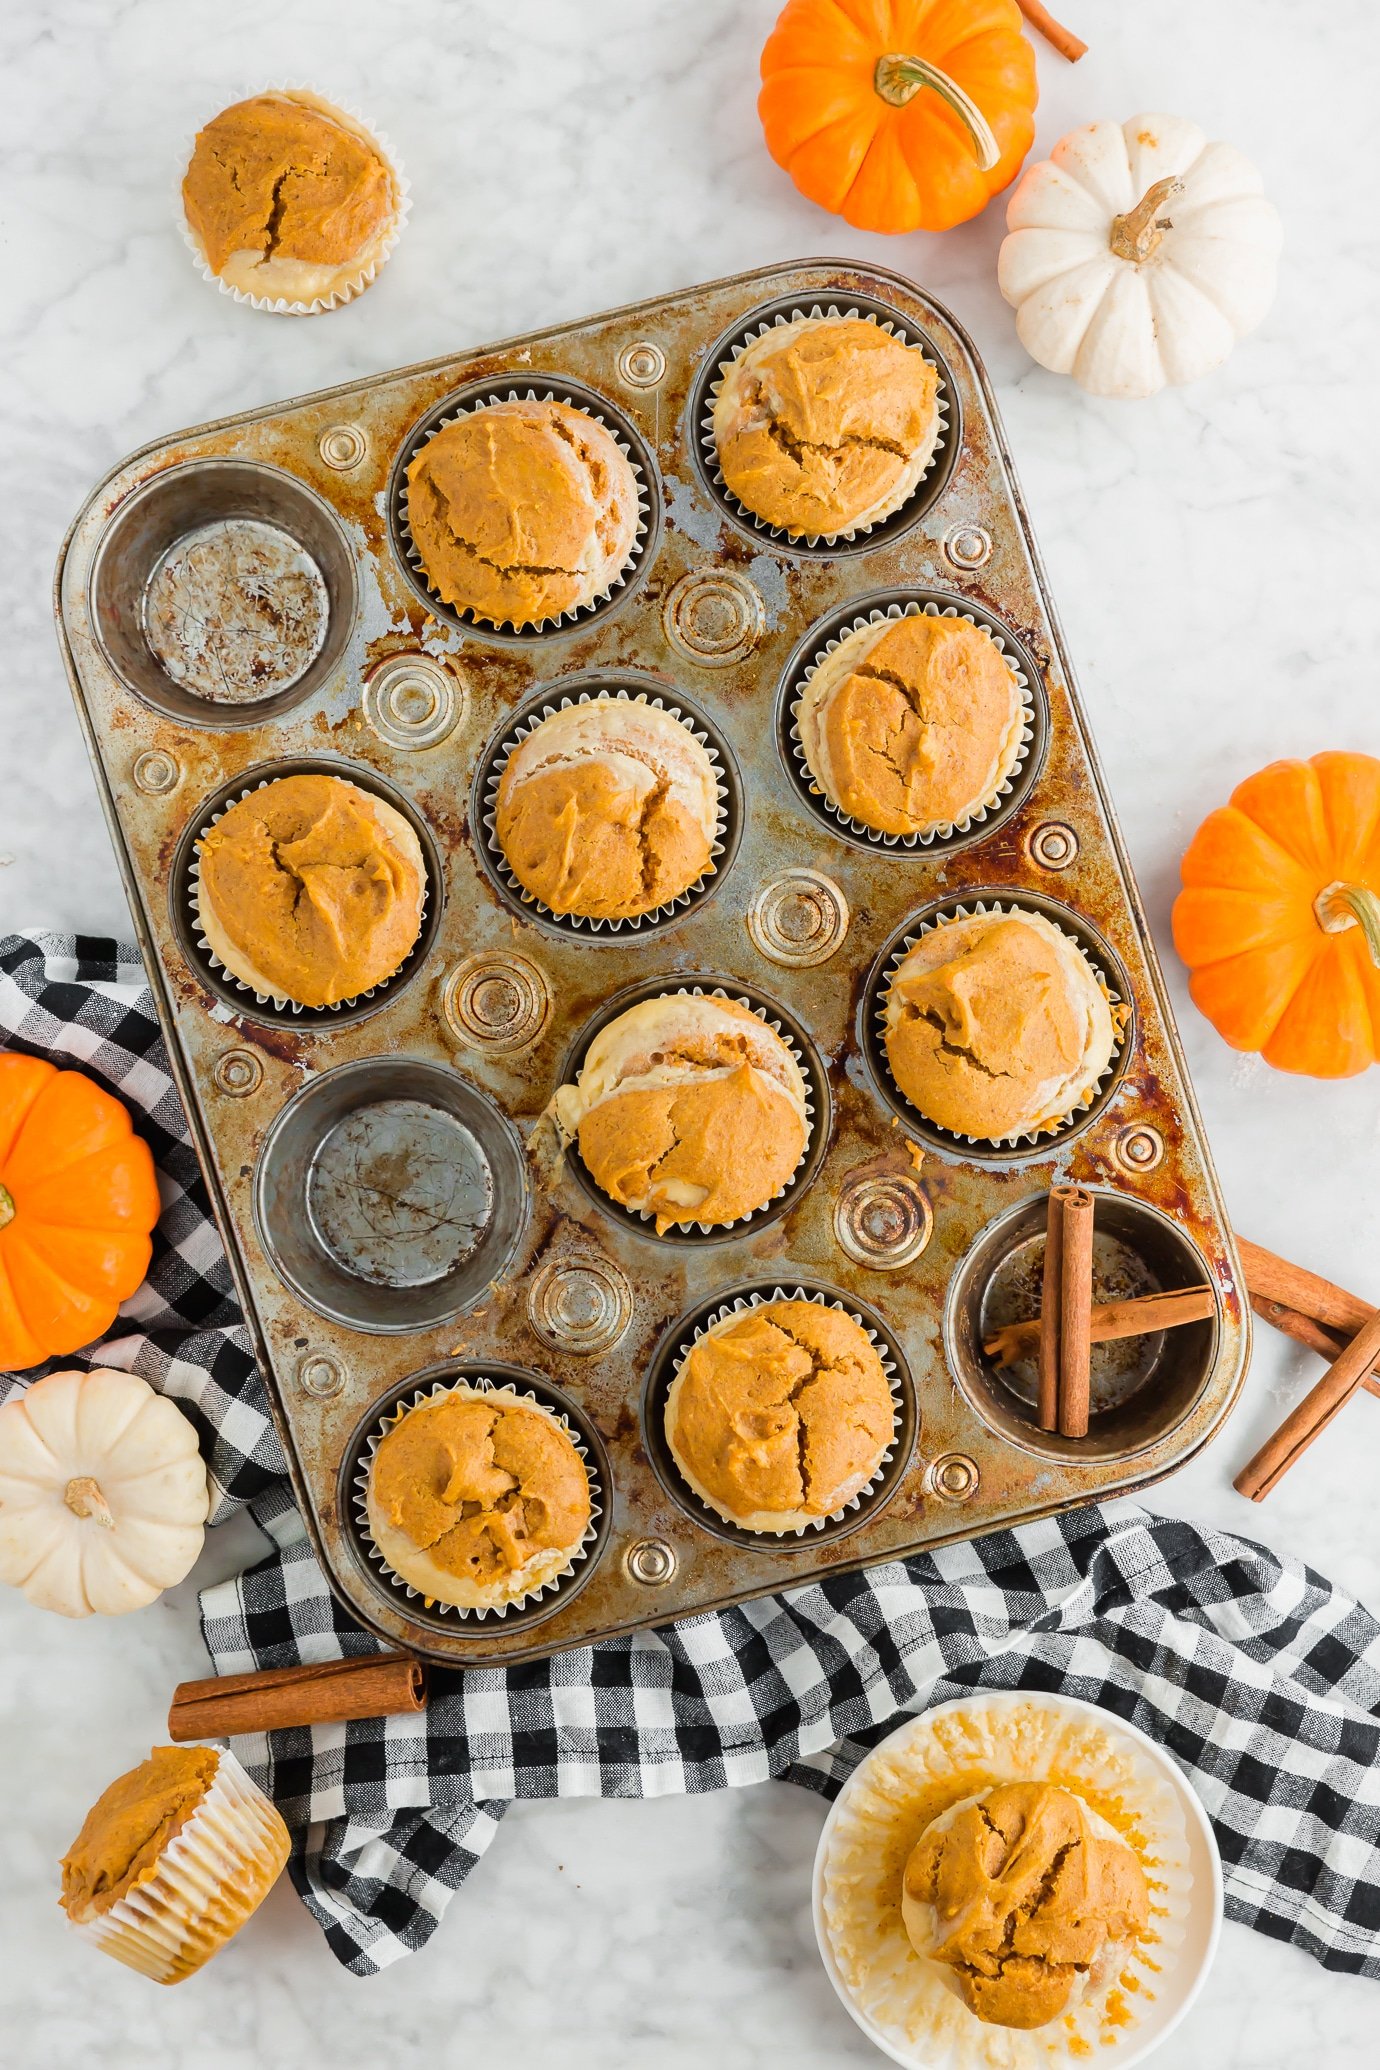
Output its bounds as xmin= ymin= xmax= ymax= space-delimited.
xmin=54 ymin=260 xmax=1250 ymax=1665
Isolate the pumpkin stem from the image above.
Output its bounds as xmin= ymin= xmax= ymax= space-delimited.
xmin=1315 ymin=882 xmax=1380 ymax=967
xmin=1108 ymin=175 xmax=1186 ymax=263
xmin=873 ymin=54 xmax=1000 ymax=172
xmin=0 ymin=1183 xmax=13 ymax=1231
xmin=64 ymin=1475 xmax=116 ymax=1530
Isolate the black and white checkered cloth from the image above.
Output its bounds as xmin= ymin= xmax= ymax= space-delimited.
xmin=5 ymin=933 xmax=1380 ymax=1981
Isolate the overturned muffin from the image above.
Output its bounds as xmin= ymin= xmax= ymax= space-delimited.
xmin=495 ymin=698 xmax=718 ymax=920
xmin=712 ymin=316 xmax=939 ymax=539
xmin=883 ymin=910 xmax=1116 ymax=1141
xmin=182 ymin=90 xmax=401 ymax=307
xmin=553 ymin=993 xmax=809 ymax=1232
xmin=195 ymin=772 xmax=426 ymax=1007
xmin=799 ymin=613 xmax=1024 ymax=837
xmin=366 ymin=1384 xmax=592 ymax=1611
xmin=666 ymin=1299 xmax=894 ymax=1532
xmin=405 ymin=399 xmax=640 ymax=630
xmin=902 ymin=1780 xmax=1149 ymax=2029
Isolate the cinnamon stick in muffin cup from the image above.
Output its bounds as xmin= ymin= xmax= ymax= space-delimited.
xmin=1057 ymin=1187 xmax=1095 ymax=1439
xmin=1037 ymin=1191 xmax=1064 ymax=1431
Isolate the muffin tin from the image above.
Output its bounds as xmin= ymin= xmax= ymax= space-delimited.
xmin=54 ymin=260 xmax=1250 ymax=1665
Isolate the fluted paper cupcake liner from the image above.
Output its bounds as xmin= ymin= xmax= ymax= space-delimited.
xmin=701 ymin=302 xmax=948 ymax=548
xmin=875 ymin=901 xmax=1129 ymax=1151
xmin=665 ymin=1286 xmax=902 ymax=1539
xmin=178 ymin=86 xmax=410 ymax=316
xmin=354 ymin=1377 xmax=602 ymax=1621
xmin=68 ymin=1747 xmax=290 ymax=1984
xmin=397 ymin=387 xmax=650 ymax=633
xmin=480 ymin=687 xmax=731 ymax=935
xmin=789 ymin=601 xmax=1034 ymax=848
xmin=188 ymin=774 xmax=430 ymax=1014
xmin=817 ymin=1692 xmax=1194 ymax=2070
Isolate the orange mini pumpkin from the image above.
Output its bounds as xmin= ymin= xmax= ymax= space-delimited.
xmin=1173 ymin=753 xmax=1380 ymax=1078
xmin=759 ymin=0 xmax=1037 ymax=235
xmin=0 ymin=1057 xmax=161 ymax=1370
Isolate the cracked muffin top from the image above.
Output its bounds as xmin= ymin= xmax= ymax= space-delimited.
xmin=665 ymin=1299 xmax=894 ymax=1532
xmin=61 ymin=1746 xmax=221 ymax=1921
xmin=181 ymin=91 xmax=399 ymax=307
xmin=902 ymin=1780 xmax=1149 ymax=2030
xmin=405 ymin=399 xmax=640 ymax=630
xmin=494 ymin=698 xmax=718 ymax=920
xmin=799 ymin=613 xmax=1024 ymax=838
xmin=367 ymin=1385 xmax=591 ymax=1611
xmin=883 ymin=911 xmax=1117 ymax=1142
xmin=195 ymin=773 xmax=425 ymax=1007
xmin=712 ymin=316 xmax=940 ymax=539
xmin=553 ymin=994 xmax=809 ymax=1233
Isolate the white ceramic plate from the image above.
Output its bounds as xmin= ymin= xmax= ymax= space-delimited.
xmin=812 ymin=1691 xmax=1224 ymax=2069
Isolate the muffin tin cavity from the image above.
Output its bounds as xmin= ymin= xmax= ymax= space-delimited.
xmin=88 ymin=459 xmax=357 ymax=726
xmin=861 ymin=892 xmax=1133 ymax=1163
xmin=472 ymin=677 xmax=742 ymax=939
xmin=170 ymin=757 xmax=443 ymax=1029
xmin=688 ymin=294 xmax=960 ymax=556
xmin=945 ymin=1194 xmax=1220 ymax=1464
xmin=339 ymin=1363 xmax=612 ymax=1632
xmin=642 ymin=1281 xmax=916 ymax=1548
xmin=388 ymin=376 xmax=660 ymax=642
xmin=777 ymin=591 xmax=1046 ymax=856
xmin=253 ymin=1058 xmax=527 ymax=1334
xmin=557 ymin=975 xmax=830 ymax=1245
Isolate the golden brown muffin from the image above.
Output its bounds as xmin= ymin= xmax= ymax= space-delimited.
xmin=195 ymin=773 xmax=426 ymax=1007
xmin=712 ymin=317 xmax=940 ymax=539
xmin=182 ymin=90 xmax=400 ymax=306
xmin=799 ymin=613 xmax=1024 ymax=837
xmin=665 ymin=1300 xmax=894 ymax=1532
xmin=366 ymin=1384 xmax=592 ymax=1609
xmin=61 ymin=1747 xmax=220 ymax=1920
xmin=902 ymin=1781 xmax=1149 ymax=2030
xmin=405 ymin=400 xmax=640 ymax=630
xmin=883 ymin=911 xmax=1116 ymax=1141
xmin=495 ymin=698 xmax=718 ymax=920
xmin=553 ymin=994 xmax=809 ymax=1233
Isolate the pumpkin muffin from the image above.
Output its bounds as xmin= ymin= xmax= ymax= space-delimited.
xmin=902 ymin=1780 xmax=1149 ymax=2029
xmin=712 ymin=316 xmax=940 ymax=539
xmin=365 ymin=1383 xmax=592 ymax=1610
xmin=884 ymin=910 xmax=1116 ymax=1142
xmin=553 ymin=994 xmax=809 ymax=1233
xmin=494 ymin=698 xmax=719 ymax=921
xmin=195 ymin=772 xmax=426 ymax=1007
xmin=181 ymin=90 xmax=402 ymax=308
xmin=799 ymin=613 xmax=1025 ymax=837
xmin=60 ymin=1744 xmax=290 ymax=1983
xmin=666 ymin=1299 xmax=894 ymax=1533
xmin=405 ymin=399 xmax=640 ymax=630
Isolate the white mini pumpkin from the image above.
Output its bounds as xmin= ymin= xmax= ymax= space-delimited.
xmin=998 ymin=112 xmax=1282 ymax=399
xmin=0 ymin=1368 xmax=210 ymax=1617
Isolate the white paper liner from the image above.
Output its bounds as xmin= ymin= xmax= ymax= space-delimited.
xmin=177 ymin=85 xmax=411 ymax=316
xmin=398 ymin=387 xmax=650 ymax=633
xmin=558 ymin=984 xmax=818 ymax=1236
xmin=817 ymin=1694 xmax=1194 ymax=2070
xmin=188 ymin=772 xmax=430 ymax=1013
xmin=790 ymin=601 xmax=1034 ymax=847
xmin=68 ymin=1747 xmax=290 ymax=1984
xmin=875 ymin=901 xmax=1129 ymax=1149
xmin=701 ymin=302 xmax=949 ymax=547
xmin=664 ymin=1286 xmax=903 ymax=1538
xmin=480 ymin=688 xmax=730 ymax=934
xmin=354 ymin=1377 xmax=602 ymax=1621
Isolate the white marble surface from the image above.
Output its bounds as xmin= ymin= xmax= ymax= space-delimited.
xmin=4 ymin=0 xmax=1380 ymax=2061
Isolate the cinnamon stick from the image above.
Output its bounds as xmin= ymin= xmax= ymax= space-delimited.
xmin=1247 ymin=1293 xmax=1380 ymax=1402
xmin=1237 ymin=1237 xmax=1375 ymax=1338
xmin=167 ymin=1653 xmax=427 ymax=1742
xmin=1234 ymin=1307 xmax=1380 ymax=1501
xmin=1037 ymin=1189 xmax=1064 ymax=1431
xmin=1057 ymin=1187 xmax=1095 ymax=1439
xmin=1015 ymin=0 xmax=1087 ymax=62
xmin=986 ymin=1285 xmax=1216 ymax=1368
